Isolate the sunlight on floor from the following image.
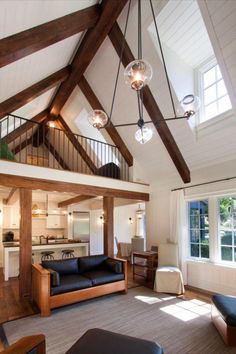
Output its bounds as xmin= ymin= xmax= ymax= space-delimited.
xmin=135 ymin=295 xmax=175 ymax=304
xmin=160 ymin=299 xmax=211 ymax=322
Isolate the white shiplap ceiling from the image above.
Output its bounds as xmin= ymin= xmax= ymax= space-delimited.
xmin=150 ymin=0 xmax=214 ymax=68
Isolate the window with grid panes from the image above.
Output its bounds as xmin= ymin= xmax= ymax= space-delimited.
xmin=189 ymin=200 xmax=209 ymax=259
xmin=201 ymin=63 xmax=231 ymax=122
xmin=218 ymin=197 xmax=236 ymax=263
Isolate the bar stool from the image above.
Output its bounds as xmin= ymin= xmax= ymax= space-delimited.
xmin=61 ymin=249 xmax=75 ymax=259
xmin=41 ymin=251 xmax=55 ymax=261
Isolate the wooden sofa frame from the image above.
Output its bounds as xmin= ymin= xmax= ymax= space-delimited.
xmin=1 ymin=334 xmax=45 ymax=354
xmin=212 ymin=302 xmax=236 ymax=346
xmin=32 ymin=257 xmax=128 ymax=317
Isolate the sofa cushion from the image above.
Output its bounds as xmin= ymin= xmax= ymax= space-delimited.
xmin=42 ymin=258 xmax=79 ymax=275
xmin=51 ymin=274 xmax=93 ymax=296
xmin=105 ymin=258 xmax=123 ymax=273
xmin=79 ymin=255 xmax=108 ymax=273
xmin=47 ymin=268 xmax=60 ymax=287
xmin=83 ymin=269 xmax=124 ymax=286
xmin=212 ymin=294 xmax=236 ymax=326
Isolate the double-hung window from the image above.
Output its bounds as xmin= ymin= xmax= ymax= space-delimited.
xmin=199 ymin=61 xmax=232 ymax=123
xmin=189 ymin=200 xmax=209 ymax=259
xmin=218 ymin=197 xmax=236 ymax=263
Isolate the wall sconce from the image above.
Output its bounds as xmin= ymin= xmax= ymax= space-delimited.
xmin=129 ymin=217 xmax=133 ymax=224
xmin=99 ymin=215 xmax=104 ymax=224
xmin=47 ymin=121 xmax=56 ymax=128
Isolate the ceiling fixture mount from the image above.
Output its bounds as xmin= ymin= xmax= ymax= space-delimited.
xmin=87 ymin=0 xmax=200 ymax=144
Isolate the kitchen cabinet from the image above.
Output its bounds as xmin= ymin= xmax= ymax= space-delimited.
xmin=3 ymin=206 xmax=20 ymax=229
xmin=46 ymin=214 xmax=65 ymax=229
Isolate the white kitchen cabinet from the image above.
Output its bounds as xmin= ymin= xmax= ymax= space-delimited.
xmin=46 ymin=214 xmax=65 ymax=229
xmin=3 ymin=206 xmax=20 ymax=229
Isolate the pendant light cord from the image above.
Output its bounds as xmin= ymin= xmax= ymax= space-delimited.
xmin=108 ymin=0 xmax=132 ymax=124
xmin=149 ymin=0 xmax=177 ymax=118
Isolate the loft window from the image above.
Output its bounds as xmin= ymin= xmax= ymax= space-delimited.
xmin=199 ymin=60 xmax=232 ymax=123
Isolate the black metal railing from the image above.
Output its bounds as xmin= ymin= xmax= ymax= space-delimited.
xmin=0 ymin=114 xmax=129 ymax=181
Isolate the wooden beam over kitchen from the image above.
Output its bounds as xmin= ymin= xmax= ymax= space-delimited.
xmin=19 ymin=188 xmax=32 ymax=299
xmin=55 ymin=116 xmax=97 ymax=174
xmin=0 ymin=67 xmax=70 ymax=120
xmin=103 ymin=196 xmax=114 ymax=257
xmin=0 ymin=5 xmax=100 ymax=69
xmin=3 ymin=188 xmax=18 ymax=205
xmin=58 ymin=195 xmax=95 ymax=208
xmin=78 ymin=76 xmax=133 ymax=167
xmin=0 ymin=173 xmax=150 ymax=201
xmin=109 ymin=22 xmax=191 ymax=184
xmin=49 ymin=0 xmax=128 ymax=117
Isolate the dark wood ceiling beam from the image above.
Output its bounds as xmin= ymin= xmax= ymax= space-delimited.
xmin=0 ymin=5 xmax=100 ymax=69
xmin=55 ymin=116 xmax=97 ymax=174
xmin=109 ymin=22 xmax=190 ymax=184
xmin=49 ymin=0 xmax=128 ymax=117
xmin=78 ymin=76 xmax=133 ymax=167
xmin=3 ymin=110 xmax=48 ymax=144
xmin=58 ymin=195 xmax=95 ymax=208
xmin=0 ymin=67 xmax=70 ymax=120
xmin=11 ymin=138 xmax=31 ymax=155
xmin=44 ymin=137 xmax=70 ymax=171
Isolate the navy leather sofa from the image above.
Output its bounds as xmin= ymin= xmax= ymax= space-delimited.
xmin=32 ymin=255 xmax=127 ymax=317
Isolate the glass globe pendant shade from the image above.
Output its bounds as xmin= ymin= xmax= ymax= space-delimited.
xmin=179 ymin=94 xmax=201 ymax=118
xmin=124 ymin=59 xmax=153 ymax=91
xmin=135 ymin=126 xmax=153 ymax=144
xmin=87 ymin=109 xmax=108 ymax=129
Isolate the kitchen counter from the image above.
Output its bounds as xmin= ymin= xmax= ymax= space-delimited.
xmin=3 ymin=241 xmax=89 ymax=281
xmin=3 ymin=240 xmax=89 ymax=247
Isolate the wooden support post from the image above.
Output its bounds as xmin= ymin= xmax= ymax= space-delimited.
xmin=19 ymin=188 xmax=32 ymax=299
xmin=103 ymin=196 xmax=114 ymax=257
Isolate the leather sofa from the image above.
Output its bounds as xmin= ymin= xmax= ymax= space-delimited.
xmin=32 ymin=255 xmax=127 ymax=317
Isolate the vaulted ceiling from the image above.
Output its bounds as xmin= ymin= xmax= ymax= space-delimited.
xmin=0 ymin=0 xmax=236 ymax=186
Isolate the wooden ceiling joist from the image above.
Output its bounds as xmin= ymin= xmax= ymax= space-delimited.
xmin=109 ymin=22 xmax=191 ymax=184
xmin=44 ymin=137 xmax=70 ymax=171
xmin=0 ymin=5 xmax=100 ymax=69
xmin=49 ymin=0 xmax=128 ymax=117
xmin=3 ymin=110 xmax=48 ymax=145
xmin=78 ymin=76 xmax=133 ymax=167
xmin=55 ymin=116 xmax=97 ymax=174
xmin=3 ymin=187 xmax=18 ymax=205
xmin=0 ymin=66 xmax=70 ymax=120
xmin=58 ymin=195 xmax=95 ymax=208
xmin=11 ymin=138 xmax=31 ymax=155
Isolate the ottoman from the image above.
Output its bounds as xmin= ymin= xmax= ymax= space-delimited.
xmin=212 ymin=294 xmax=236 ymax=346
xmin=66 ymin=328 xmax=164 ymax=354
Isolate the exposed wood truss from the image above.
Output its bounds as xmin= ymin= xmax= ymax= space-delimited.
xmin=0 ymin=67 xmax=70 ymax=120
xmin=49 ymin=0 xmax=128 ymax=117
xmin=109 ymin=22 xmax=191 ymax=184
xmin=0 ymin=173 xmax=149 ymax=201
xmin=0 ymin=5 xmax=100 ymax=69
xmin=3 ymin=110 xmax=48 ymax=144
xmin=3 ymin=187 xmax=18 ymax=205
xmin=44 ymin=137 xmax=70 ymax=171
xmin=55 ymin=116 xmax=97 ymax=174
xmin=78 ymin=76 xmax=133 ymax=167
xmin=58 ymin=195 xmax=96 ymax=208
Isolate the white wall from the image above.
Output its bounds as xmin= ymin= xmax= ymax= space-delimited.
xmin=146 ymin=158 xmax=236 ymax=294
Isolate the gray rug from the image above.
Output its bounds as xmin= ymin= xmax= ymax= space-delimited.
xmin=3 ymin=287 xmax=236 ymax=354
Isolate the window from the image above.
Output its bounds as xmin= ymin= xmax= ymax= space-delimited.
xmin=218 ymin=197 xmax=236 ymax=263
xmin=199 ymin=62 xmax=232 ymax=122
xmin=189 ymin=200 xmax=209 ymax=259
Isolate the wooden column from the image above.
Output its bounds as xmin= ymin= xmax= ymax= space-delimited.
xmin=103 ymin=197 xmax=114 ymax=257
xmin=19 ymin=188 xmax=32 ymax=299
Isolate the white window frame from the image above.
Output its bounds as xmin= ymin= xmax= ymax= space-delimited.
xmin=197 ymin=57 xmax=232 ymax=125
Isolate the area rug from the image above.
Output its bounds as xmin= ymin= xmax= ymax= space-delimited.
xmin=3 ymin=286 xmax=235 ymax=354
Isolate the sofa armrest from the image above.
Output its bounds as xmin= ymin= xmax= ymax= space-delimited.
xmin=32 ymin=264 xmax=51 ymax=317
xmin=47 ymin=268 xmax=60 ymax=287
xmin=111 ymin=257 xmax=128 ymax=293
xmin=2 ymin=334 xmax=45 ymax=354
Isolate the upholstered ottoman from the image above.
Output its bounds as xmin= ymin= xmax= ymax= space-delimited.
xmin=212 ymin=294 xmax=236 ymax=346
xmin=66 ymin=328 xmax=164 ymax=354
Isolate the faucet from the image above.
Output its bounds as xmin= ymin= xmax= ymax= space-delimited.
xmin=39 ymin=235 xmax=48 ymax=244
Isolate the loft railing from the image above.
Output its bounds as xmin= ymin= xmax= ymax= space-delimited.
xmin=0 ymin=113 xmax=129 ymax=181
